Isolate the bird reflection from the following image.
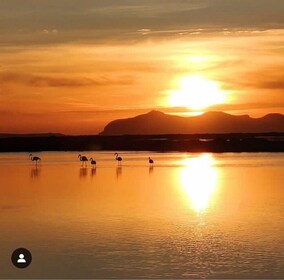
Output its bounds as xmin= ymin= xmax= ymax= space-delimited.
xmin=116 ymin=166 xmax=122 ymax=179
xmin=179 ymin=154 xmax=218 ymax=213
xmin=91 ymin=167 xmax=97 ymax=177
xmin=30 ymin=167 xmax=41 ymax=178
xmin=79 ymin=167 xmax=88 ymax=178
xmin=149 ymin=165 xmax=154 ymax=175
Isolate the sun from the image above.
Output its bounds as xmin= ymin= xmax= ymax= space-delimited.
xmin=167 ymin=75 xmax=226 ymax=110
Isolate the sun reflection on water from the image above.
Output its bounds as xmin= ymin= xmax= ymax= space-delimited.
xmin=179 ymin=154 xmax=218 ymax=213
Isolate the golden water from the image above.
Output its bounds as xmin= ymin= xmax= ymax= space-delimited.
xmin=0 ymin=152 xmax=283 ymax=278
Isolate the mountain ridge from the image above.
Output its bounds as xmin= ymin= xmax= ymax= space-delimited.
xmin=100 ymin=111 xmax=284 ymax=135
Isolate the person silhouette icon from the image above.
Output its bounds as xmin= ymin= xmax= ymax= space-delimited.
xmin=17 ymin=254 xmax=26 ymax=263
xmin=12 ymin=248 xmax=32 ymax=268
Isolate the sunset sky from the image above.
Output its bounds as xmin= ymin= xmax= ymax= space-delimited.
xmin=0 ymin=0 xmax=284 ymax=134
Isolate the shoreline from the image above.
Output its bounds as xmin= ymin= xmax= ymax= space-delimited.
xmin=0 ymin=133 xmax=284 ymax=153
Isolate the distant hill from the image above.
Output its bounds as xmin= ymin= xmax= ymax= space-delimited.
xmin=100 ymin=110 xmax=284 ymax=135
xmin=0 ymin=133 xmax=65 ymax=139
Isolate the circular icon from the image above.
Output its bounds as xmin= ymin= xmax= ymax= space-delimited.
xmin=11 ymin=248 xmax=32 ymax=269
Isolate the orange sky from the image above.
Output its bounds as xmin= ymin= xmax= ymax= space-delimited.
xmin=0 ymin=0 xmax=284 ymax=134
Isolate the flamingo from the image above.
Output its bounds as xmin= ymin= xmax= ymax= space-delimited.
xmin=90 ymin=158 xmax=97 ymax=168
xmin=114 ymin=152 xmax=122 ymax=166
xmin=29 ymin=154 xmax=41 ymax=166
xmin=78 ymin=154 xmax=88 ymax=167
xmin=149 ymin=157 xmax=154 ymax=166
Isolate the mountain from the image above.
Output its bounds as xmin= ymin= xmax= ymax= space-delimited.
xmin=99 ymin=110 xmax=284 ymax=135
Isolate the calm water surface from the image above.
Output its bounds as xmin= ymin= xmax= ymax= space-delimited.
xmin=0 ymin=152 xmax=283 ymax=279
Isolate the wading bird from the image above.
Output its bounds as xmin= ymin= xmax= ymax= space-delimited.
xmin=90 ymin=158 xmax=97 ymax=168
xmin=149 ymin=157 xmax=154 ymax=166
xmin=29 ymin=154 xmax=41 ymax=166
xmin=78 ymin=154 xmax=88 ymax=167
xmin=114 ymin=152 xmax=122 ymax=166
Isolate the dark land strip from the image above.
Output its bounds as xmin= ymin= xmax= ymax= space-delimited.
xmin=0 ymin=133 xmax=284 ymax=153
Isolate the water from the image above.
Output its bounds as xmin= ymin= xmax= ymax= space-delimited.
xmin=0 ymin=152 xmax=284 ymax=279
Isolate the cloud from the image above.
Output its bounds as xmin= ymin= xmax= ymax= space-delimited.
xmin=256 ymin=80 xmax=284 ymax=90
xmin=0 ymin=0 xmax=283 ymax=46
xmin=0 ymin=72 xmax=134 ymax=88
xmin=209 ymin=102 xmax=284 ymax=111
xmin=42 ymin=29 xmax=58 ymax=35
xmin=222 ymin=65 xmax=284 ymax=91
xmin=137 ymin=28 xmax=151 ymax=35
xmin=223 ymin=78 xmax=284 ymax=91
